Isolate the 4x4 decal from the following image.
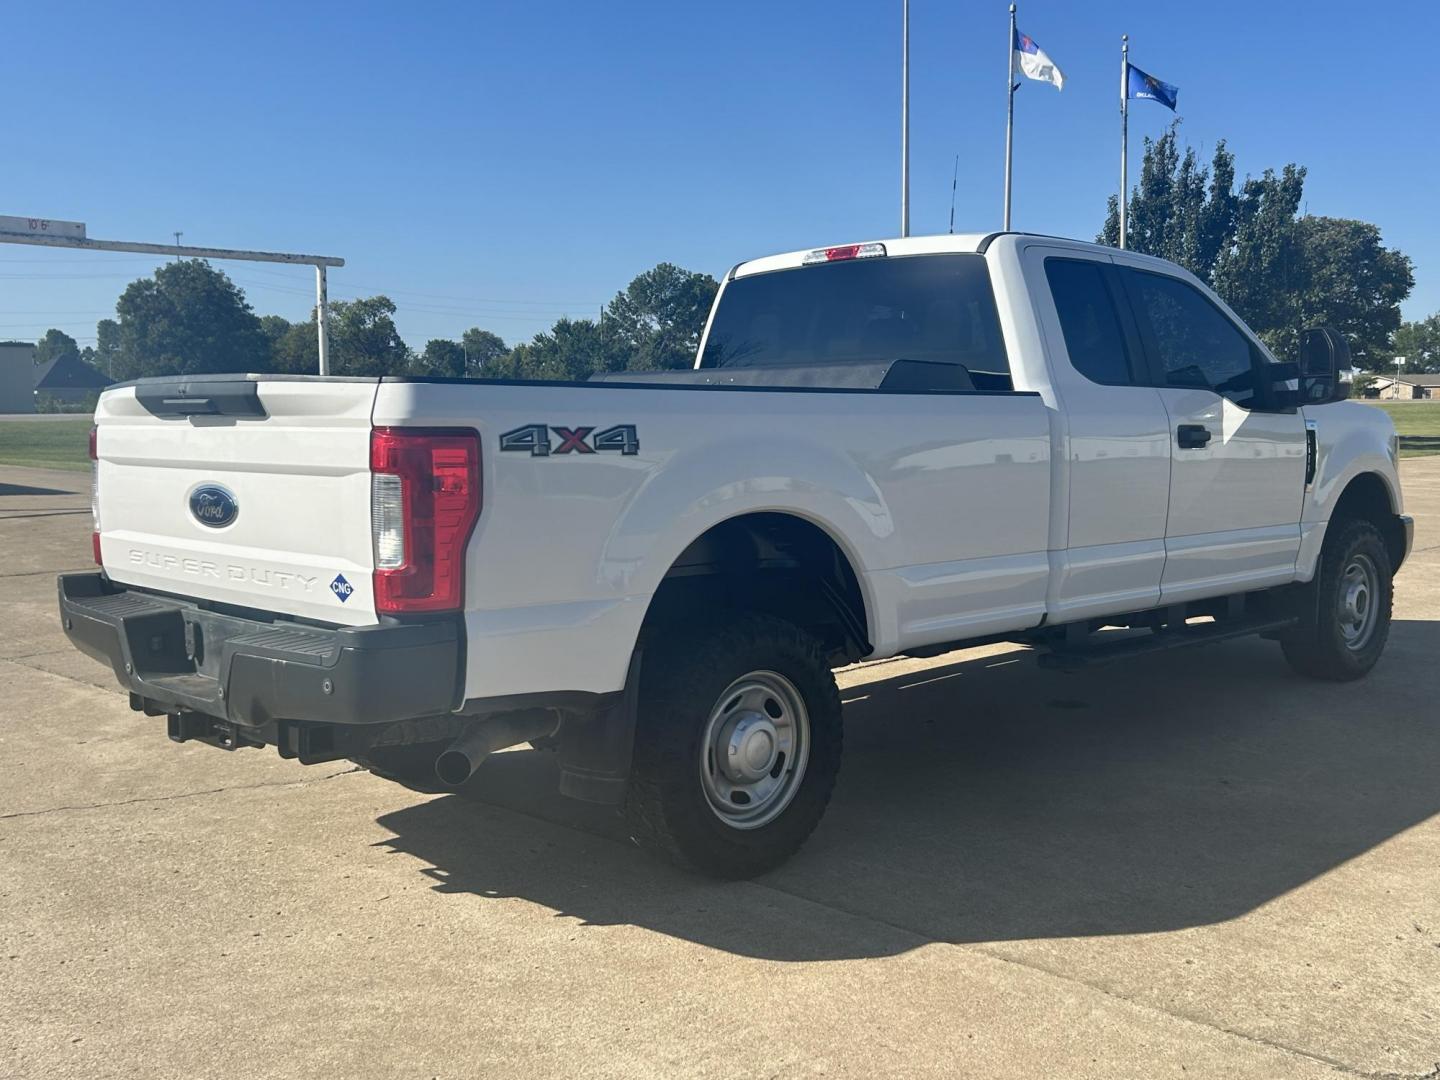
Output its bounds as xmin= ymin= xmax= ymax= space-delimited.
xmin=499 ymin=424 xmax=640 ymax=457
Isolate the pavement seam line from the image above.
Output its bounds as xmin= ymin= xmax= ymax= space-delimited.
xmin=0 ymin=510 xmax=92 ymax=520
xmin=0 ymin=766 xmax=363 ymax=820
xmin=962 ymin=941 xmax=1437 ymax=1080
xmin=743 ymin=879 xmax=1411 ymax=1079
xmin=1 ymin=648 xmax=79 ymax=661
xmin=0 ymin=566 xmax=91 ymax=580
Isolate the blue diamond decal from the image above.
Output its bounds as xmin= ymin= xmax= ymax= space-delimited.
xmin=330 ymin=573 xmax=354 ymax=603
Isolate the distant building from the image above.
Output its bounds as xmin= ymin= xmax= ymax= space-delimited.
xmin=0 ymin=342 xmax=36 ymax=413
xmin=34 ymin=352 xmax=112 ymax=406
xmin=0 ymin=342 xmax=113 ymax=413
xmin=1368 ymin=374 xmax=1440 ymax=401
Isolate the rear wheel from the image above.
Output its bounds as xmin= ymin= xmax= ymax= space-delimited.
xmin=1281 ymin=518 xmax=1393 ymax=681
xmin=625 ymin=612 xmax=843 ymax=878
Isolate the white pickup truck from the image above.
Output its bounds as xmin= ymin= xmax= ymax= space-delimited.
xmin=61 ymin=233 xmax=1412 ymax=877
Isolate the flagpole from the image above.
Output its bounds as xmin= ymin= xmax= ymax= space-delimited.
xmin=901 ymin=0 xmax=911 ymax=237
xmin=1119 ymin=34 xmax=1129 ymax=250
xmin=1003 ymin=4 xmax=1016 ymax=230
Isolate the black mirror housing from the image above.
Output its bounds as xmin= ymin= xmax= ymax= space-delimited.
xmin=1298 ymin=327 xmax=1352 ymax=405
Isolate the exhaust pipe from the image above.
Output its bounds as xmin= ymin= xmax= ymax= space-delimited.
xmin=434 ymin=709 xmax=561 ymax=787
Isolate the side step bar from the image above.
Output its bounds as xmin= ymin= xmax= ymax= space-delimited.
xmin=1037 ymin=615 xmax=1298 ymax=672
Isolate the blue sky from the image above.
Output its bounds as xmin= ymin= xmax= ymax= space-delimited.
xmin=3 ymin=0 xmax=1437 ymax=351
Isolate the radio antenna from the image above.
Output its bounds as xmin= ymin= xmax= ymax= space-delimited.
xmin=948 ymin=155 xmax=959 ymax=234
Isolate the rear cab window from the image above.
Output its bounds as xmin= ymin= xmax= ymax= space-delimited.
xmin=1044 ymin=258 xmax=1136 ymax=386
xmin=701 ymin=254 xmax=1012 ymax=392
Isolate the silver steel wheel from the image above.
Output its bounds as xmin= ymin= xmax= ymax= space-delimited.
xmin=699 ymin=670 xmax=810 ymax=830
xmin=1337 ymin=552 xmax=1379 ymax=651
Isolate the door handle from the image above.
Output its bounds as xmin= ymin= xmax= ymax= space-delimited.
xmin=1176 ymin=424 xmax=1212 ymax=450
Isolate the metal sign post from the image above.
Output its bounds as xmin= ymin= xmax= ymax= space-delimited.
xmin=900 ymin=0 xmax=910 ymax=238
xmin=0 ymin=218 xmax=344 ymax=374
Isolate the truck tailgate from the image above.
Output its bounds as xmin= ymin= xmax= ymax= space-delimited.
xmin=95 ymin=377 xmax=381 ymax=626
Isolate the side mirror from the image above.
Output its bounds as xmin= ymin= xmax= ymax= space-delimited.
xmin=1298 ymin=327 xmax=1352 ymax=405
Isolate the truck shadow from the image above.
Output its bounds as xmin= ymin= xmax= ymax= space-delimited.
xmin=0 ymin=481 xmax=78 ymax=496
xmin=373 ymin=617 xmax=1440 ymax=961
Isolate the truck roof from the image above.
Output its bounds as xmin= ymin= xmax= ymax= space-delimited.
xmin=730 ymin=232 xmax=1116 ymax=279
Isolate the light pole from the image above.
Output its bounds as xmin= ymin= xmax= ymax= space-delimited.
xmin=900 ymin=0 xmax=910 ymax=237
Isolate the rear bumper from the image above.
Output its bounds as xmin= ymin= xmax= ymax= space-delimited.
xmin=58 ymin=572 xmax=461 ymax=729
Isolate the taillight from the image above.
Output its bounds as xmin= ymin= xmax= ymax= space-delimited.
xmin=89 ymin=425 xmax=101 ymax=565
xmin=370 ymin=428 xmax=481 ymax=613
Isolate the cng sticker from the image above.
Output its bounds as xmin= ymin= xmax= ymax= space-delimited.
xmin=330 ymin=574 xmax=354 ymax=603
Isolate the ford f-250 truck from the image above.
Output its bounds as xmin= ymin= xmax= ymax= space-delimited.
xmin=59 ymin=233 xmax=1412 ymax=877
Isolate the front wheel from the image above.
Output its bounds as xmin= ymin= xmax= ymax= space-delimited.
xmin=624 ymin=613 xmax=843 ymax=878
xmin=1281 ymin=518 xmax=1394 ymax=681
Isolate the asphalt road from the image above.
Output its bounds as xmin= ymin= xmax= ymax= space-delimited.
xmin=3 ymin=460 xmax=1438 ymax=1079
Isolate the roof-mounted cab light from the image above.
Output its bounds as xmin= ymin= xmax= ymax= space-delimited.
xmin=802 ymin=242 xmax=887 ymax=265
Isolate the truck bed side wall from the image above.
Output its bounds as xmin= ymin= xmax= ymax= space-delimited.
xmin=372 ymin=380 xmax=1052 ymax=701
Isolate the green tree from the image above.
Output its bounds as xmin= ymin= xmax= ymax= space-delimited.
xmin=604 ymin=262 xmax=719 ymax=371
xmin=415 ymin=338 xmax=467 ymax=378
xmin=270 ymin=297 xmax=411 ymax=377
xmin=505 ymin=318 xmax=623 ymax=381
xmin=270 ymin=319 xmax=317 ymax=374
xmin=111 ymin=260 xmax=268 ymax=379
xmin=1102 ymin=131 xmax=1412 ymax=364
xmin=1209 ymin=165 xmax=1307 ymax=352
xmin=259 ymin=314 xmax=291 ymax=364
xmin=35 ymin=328 xmax=81 ymax=368
xmin=96 ymin=318 xmax=120 ymax=367
xmin=328 ymin=296 xmax=411 ymax=376
xmin=1285 ymin=217 xmax=1413 ymax=366
xmin=1100 ymin=127 xmax=1238 ymax=284
xmin=461 ymin=328 xmax=509 ymax=375
xmin=82 ymin=319 xmax=121 ymax=380
xmin=1386 ymin=314 xmax=1440 ymax=373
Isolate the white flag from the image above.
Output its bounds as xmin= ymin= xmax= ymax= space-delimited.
xmin=1015 ymin=28 xmax=1065 ymax=90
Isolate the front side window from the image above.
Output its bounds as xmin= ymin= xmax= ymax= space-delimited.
xmin=700 ymin=254 xmax=1010 ymax=389
xmin=1123 ymin=269 xmax=1259 ymax=407
xmin=1045 ymin=258 xmax=1134 ymax=386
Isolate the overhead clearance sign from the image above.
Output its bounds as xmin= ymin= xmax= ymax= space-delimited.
xmin=0 ymin=216 xmax=86 ymax=240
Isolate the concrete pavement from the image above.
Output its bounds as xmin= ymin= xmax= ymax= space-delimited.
xmin=3 ymin=460 xmax=1439 ymax=1079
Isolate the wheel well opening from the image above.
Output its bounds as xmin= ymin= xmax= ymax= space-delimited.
xmin=644 ymin=513 xmax=872 ymax=663
xmin=1331 ymin=472 xmax=1405 ymax=569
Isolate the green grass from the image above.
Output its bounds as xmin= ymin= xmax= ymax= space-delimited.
xmin=1360 ymin=401 xmax=1440 ymax=456
xmin=0 ymin=420 xmax=94 ymax=472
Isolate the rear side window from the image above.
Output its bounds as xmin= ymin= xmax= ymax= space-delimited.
xmin=1122 ymin=269 xmax=1260 ymax=407
xmin=700 ymin=254 xmax=1010 ymax=388
xmin=1044 ymin=258 xmax=1133 ymax=385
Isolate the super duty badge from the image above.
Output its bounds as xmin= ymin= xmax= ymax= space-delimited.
xmin=499 ymin=424 xmax=639 ymax=457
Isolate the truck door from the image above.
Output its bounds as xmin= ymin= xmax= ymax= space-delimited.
xmin=1115 ymin=265 xmax=1307 ymax=604
xmin=1025 ymin=248 xmax=1172 ymax=622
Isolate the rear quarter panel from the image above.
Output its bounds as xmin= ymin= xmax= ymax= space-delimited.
xmin=373 ymin=380 xmax=1051 ymax=700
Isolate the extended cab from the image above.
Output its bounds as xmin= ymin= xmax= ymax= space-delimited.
xmin=60 ymin=233 xmax=1412 ymax=876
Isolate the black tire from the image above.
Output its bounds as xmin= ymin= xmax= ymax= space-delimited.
xmin=624 ymin=612 xmax=843 ymax=878
xmin=1281 ymin=518 xmax=1393 ymax=681
xmin=350 ymin=743 xmax=448 ymax=794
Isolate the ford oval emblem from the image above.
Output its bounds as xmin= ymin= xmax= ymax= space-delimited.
xmin=189 ymin=485 xmax=239 ymax=529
